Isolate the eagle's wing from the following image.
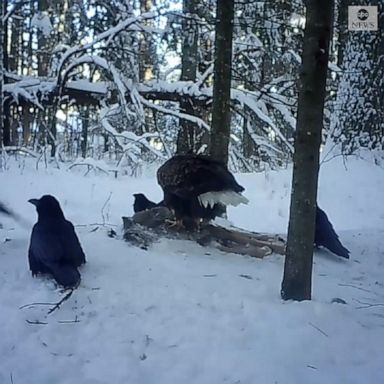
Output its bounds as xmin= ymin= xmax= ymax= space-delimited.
xmin=157 ymin=156 xmax=243 ymax=198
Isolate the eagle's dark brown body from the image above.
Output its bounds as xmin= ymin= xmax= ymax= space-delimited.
xmin=157 ymin=154 xmax=248 ymax=229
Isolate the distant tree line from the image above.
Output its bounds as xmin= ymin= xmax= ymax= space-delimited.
xmin=0 ymin=0 xmax=383 ymax=173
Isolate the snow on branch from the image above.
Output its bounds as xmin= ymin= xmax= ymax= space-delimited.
xmin=56 ymin=11 xmax=159 ymax=84
xmin=4 ymin=71 xmax=295 ymax=155
xmin=194 ymin=63 xmax=214 ymax=89
xmin=138 ymin=95 xmax=211 ymax=132
xmin=138 ymin=80 xmax=211 ymax=102
xmin=4 ymin=77 xmax=54 ymax=109
xmin=99 ymin=108 xmax=166 ymax=160
xmin=68 ymin=158 xmax=110 ymax=175
xmin=59 ymin=54 xmax=144 ymax=122
xmin=3 ymin=0 xmax=28 ymax=23
xmin=138 ymin=81 xmax=295 ymax=151
xmin=231 ymin=89 xmax=294 ymax=153
xmin=2 ymin=146 xmax=39 ymax=158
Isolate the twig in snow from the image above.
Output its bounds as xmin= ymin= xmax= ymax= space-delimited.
xmin=47 ymin=289 xmax=75 ymax=315
xmin=26 ymin=319 xmax=48 ymax=325
xmin=338 ymin=283 xmax=381 ymax=297
xmin=20 ymin=290 xmax=75 ymax=312
xmin=239 ymin=274 xmax=253 ymax=280
xmin=58 ymin=316 xmax=80 ymax=324
xmin=307 ymin=365 xmax=318 ymax=370
xmin=353 ymin=298 xmax=384 ymax=310
xmin=10 ymin=372 xmax=14 ymax=384
xmin=20 ymin=302 xmax=57 ymax=310
xmin=308 ymin=322 xmax=329 ymax=337
xmin=101 ymin=192 xmax=113 ymax=225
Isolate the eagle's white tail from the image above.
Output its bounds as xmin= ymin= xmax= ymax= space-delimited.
xmin=198 ymin=191 xmax=249 ymax=208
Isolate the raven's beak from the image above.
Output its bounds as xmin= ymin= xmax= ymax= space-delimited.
xmin=28 ymin=198 xmax=39 ymax=206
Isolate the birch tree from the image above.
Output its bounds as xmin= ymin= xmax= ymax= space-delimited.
xmin=176 ymin=0 xmax=199 ymax=154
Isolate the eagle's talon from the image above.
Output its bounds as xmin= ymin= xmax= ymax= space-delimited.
xmin=165 ymin=219 xmax=183 ymax=229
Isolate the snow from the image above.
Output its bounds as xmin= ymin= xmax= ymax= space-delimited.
xmin=56 ymin=12 xmax=158 ymax=82
xmin=99 ymin=108 xmax=165 ymax=160
xmin=31 ymin=12 xmax=53 ymax=36
xmin=4 ymin=78 xmax=55 ymax=109
xmin=1 ymin=156 xmax=384 ymax=384
xmin=67 ymin=80 xmax=109 ymax=95
xmin=232 ymin=89 xmax=294 ymax=153
xmin=138 ymin=95 xmax=211 ymax=132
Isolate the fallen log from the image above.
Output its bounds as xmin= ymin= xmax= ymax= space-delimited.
xmin=122 ymin=207 xmax=286 ymax=259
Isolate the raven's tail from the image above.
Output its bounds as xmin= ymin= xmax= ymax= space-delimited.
xmin=322 ymin=235 xmax=350 ymax=259
xmin=315 ymin=207 xmax=350 ymax=259
xmin=50 ymin=264 xmax=81 ymax=288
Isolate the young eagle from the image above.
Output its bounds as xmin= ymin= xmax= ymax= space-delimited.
xmin=157 ymin=154 xmax=248 ymax=229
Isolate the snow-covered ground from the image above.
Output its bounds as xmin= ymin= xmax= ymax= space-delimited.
xmin=1 ymin=156 xmax=383 ymax=384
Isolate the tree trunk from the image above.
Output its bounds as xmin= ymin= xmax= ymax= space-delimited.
xmin=26 ymin=9 xmax=33 ymax=75
xmin=36 ymin=0 xmax=57 ymax=156
xmin=209 ymin=0 xmax=235 ymax=164
xmin=242 ymin=106 xmax=257 ymax=159
xmin=37 ymin=0 xmax=51 ymax=77
xmin=22 ymin=106 xmax=34 ymax=145
xmin=336 ymin=0 xmax=349 ymax=67
xmin=2 ymin=0 xmax=11 ymax=147
xmin=49 ymin=105 xmax=57 ymax=157
xmin=9 ymin=14 xmax=21 ymax=73
xmin=0 ymin=0 xmax=4 ymax=150
xmin=139 ymin=0 xmax=155 ymax=82
xmin=81 ymin=106 xmax=89 ymax=158
xmin=281 ymin=0 xmax=334 ymax=301
xmin=176 ymin=0 xmax=199 ymax=154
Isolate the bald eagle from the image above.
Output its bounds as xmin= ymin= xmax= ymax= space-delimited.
xmin=157 ymin=154 xmax=248 ymax=229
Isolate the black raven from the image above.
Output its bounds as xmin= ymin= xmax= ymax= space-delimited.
xmin=28 ymin=195 xmax=86 ymax=288
xmin=315 ymin=206 xmax=350 ymax=259
xmin=133 ymin=193 xmax=159 ymax=213
xmin=157 ymin=154 xmax=248 ymax=229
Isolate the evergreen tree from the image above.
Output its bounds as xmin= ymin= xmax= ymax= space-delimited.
xmin=330 ymin=1 xmax=383 ymax=154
